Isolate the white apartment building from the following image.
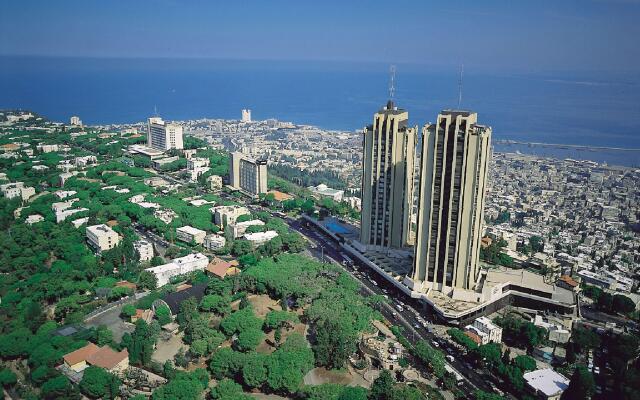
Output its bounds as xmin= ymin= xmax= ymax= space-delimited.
xmin=147 ymin=117 xmax=184 ymax=150
xmin=176 ymin=226 xmax=207 ymax=244
xmin=204 ymin=234 xmax=226 ymax=251
xmin=230 ymin=219 xmax=265 ymax=238
xmin=145 ymin=253 xmax=209 ymax=287
xmin=207 ymin=175 xmax=223 ymax=190
xmin=70 ymin=116 xmax=82 ymax=126
xmin=210 ymin=205 xmax=250 ymax=227
xmin=25 ymin=214 xmax=44 ymax=224
xmin=86 ymin=224 xmax=120 ymax=253
xmin=134 ymin=240 xmax=154 ymax=262
xmin=1 ymin=182 xmax=36 ymax=201
xmin=56 ymin=207 xmax=88 ymax=223
xmin=54 ymin=190 xmax=77 ymax=199
xmin=36 ymin=144 xmax=59 ymax=153
xmin=244 ymin=230 xmax=278 ymax=246
xmin=465 ymin=316 xmax=502 ymax=345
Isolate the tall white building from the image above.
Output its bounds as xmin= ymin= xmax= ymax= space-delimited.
xmin=407 ymin=110 xmax=491 ymax=293
xmin=147 ymin=117 xmax=184 ymax=151
xmin=241 ymin=109 xmax=252 ymax=123
xmin=360 ymin=100 xmax=417 ymax=250
xmin=70 ymin=116 xmax=82 ymax=126
xmin=229 ymin=152 xmax=268 ymax=196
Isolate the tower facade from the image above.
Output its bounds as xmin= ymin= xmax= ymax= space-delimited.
xmin=229 ymin=152 xmax=268 ymax=196
xmin=409 ymin=110 xmax=491 ymax=292
xmin=360 ymin=101 xmax=417 ymax=250
xmin=147 ymin=117 xmax=184 ymax=151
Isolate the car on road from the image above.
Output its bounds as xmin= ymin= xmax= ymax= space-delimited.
xmin=432 ymin=341 xmax=440 ymax=348
xmin=446 ymin=354 xmax=455 ymax=362
xmin=396 ymin=305 xmax=404 ymax=312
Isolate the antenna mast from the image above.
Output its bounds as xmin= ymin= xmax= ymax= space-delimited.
xmin=389 ymin=65 xmax=396 ymax=100
xmin=457 ymin=63 xmax=464 ymax=109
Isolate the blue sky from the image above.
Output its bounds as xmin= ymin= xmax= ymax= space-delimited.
xmin=1 ymin=0 xmax=640 ymax=73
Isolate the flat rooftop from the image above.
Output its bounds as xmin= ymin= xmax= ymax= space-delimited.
xmin=484 ymin=267 xmax=575 ymax=305
xmin=363 ymin=250 xmax=413 ymax=278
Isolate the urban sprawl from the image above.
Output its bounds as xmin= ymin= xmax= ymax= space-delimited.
xmin=0 ymin=105 xmax=638 ymax=400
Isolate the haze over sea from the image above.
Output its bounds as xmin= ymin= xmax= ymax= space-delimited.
xmin=1 ymin=56 xmax=639 ymax=165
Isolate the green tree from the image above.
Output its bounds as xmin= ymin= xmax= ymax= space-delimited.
xmin=612 ymin=294 xmax=636 ymax=315
xmin=369 ymin=369 xmax=395 ymax=400
xmin=210 ymin=378 xmax=252 ymax=400
xmin=200 ymin=294 xmax=231 ymax=315
xmin=79 ymin=366 xmax=121 ymax=399
xmin=313 ymin=317 xmax=357 ymax=369
xmin=513 ymin=355 xmax=537 ymax=372
xmin=121 ymin=304 xmax=136 ymax=318
xmin=95 ymin=325 xmax=113 ymax=346
xmin=41 ymin=376 xmax=78 ymax=400
xmin=562 ymin=365 xmax=595 ymax=400
xmin=0 ymin=369 xmax=17 ymax=387
xmin=242 ymin=353 xmax=268 ymax=388
xmin=209 ymin=348 xmax=246 ymax=379
xmin=235 ymin=328 xmax=265 ymax=352
xmin=155 ymin=304 xmax=172 ymax=325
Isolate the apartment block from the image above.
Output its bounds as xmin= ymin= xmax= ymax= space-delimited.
xmin=176 ymin=226 xmax=207 ymax=244
xmin=86 ymin=224 xmax=120 ymax=252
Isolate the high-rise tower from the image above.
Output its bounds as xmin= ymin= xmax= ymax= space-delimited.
xmin=147 ymin=117 xmax=184 ymax=151
xmin=360 ymin=101 xmax=417 ymax=250
xmin=408 ymin=110 xmax=491 ymax=292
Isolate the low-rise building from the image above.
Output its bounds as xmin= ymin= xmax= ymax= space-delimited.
xmin=578 ymin=269 xmax=617 ymax=290
xmin=206 ymin=257 xmax=240 ymax=279
xmin=176 ymin=226 xmax=207 ymax=245
xmin=207 ymin=175 xmax=223 ymax=190
xmin=204 ymin=234 xmax=226 ymax=251
xmin=134 ymin=240 xmax=154 ymax=262
xmin=62 ymin=342 xmax=129 ymax=375
xmin=154 ymin=209 xmax=177 ymax=224
xmin=54 ymin=190 xmax=77 ymax=199
xmin=56 ymin=207 xmax=88 ymax=223
xmin=307 ymin=183 xmax=344 ymax=202
xmin=464 ymin=316 xmax=502 ymax=345
xmin=0 ymin=182 xmax=36 ymax=201
xmin=244 ymin=230 xmax=278 ymax=246
xmin=230 ymin=219 xmax=265 ymax=238
xmin=144 ymin=253 xmax=209 ymax=287
xmin=25 ymin=214 xmax=44 ymax=224
xmin=86 ymin=224 xmax=120 ymax=252
xmin=523 ymin=368 xmax=569 ymax=400
xmin=210 ymin=205 xmax=250 ymax=227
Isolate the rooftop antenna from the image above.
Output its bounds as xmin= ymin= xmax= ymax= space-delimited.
xmin=153 ymin=105 xmax=159 ymax=117
xmin=457 ymin=63 xmax=464 ymax=109
xmin=389 ymin=65 xmax=397 ymax=100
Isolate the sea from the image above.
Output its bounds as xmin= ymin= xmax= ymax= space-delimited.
xmin=1 ymin=56 xmax=639 ymax=166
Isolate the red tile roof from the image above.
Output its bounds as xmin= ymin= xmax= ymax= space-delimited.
xmin=63 ymin=343 xmax=100 ymax=366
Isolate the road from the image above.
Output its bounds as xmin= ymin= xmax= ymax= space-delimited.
xmin=285 ymin=216 xmax=497 ymax=396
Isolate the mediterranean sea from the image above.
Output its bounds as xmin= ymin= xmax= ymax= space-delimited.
xmin=1 ymin=56 xmax=640 ymax=158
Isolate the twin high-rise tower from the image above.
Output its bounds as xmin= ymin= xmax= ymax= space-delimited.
xmin=360 ymin=100 xmax=416 ymax=250
xmin=360 ymin=103 xmax=492 ymax=293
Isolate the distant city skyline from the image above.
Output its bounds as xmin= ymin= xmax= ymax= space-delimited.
xmin=2 ymin=1 xmax=640 ymax=73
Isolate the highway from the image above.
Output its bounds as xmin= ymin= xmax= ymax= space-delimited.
xmin=285 ymin=216 xmax=498 ymax=397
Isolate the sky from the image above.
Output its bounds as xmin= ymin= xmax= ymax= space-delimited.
xmin=1 ymin=0 xmax=640 ymax=73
